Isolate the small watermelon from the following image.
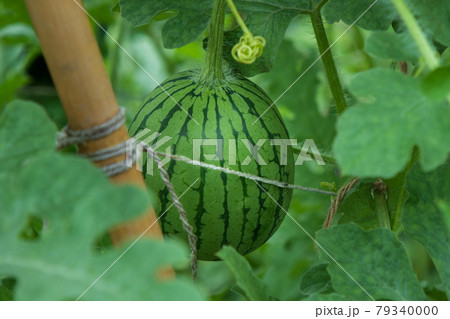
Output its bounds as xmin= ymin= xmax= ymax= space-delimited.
xmin=129 ymin=0 xmax=294 ymax=260
xmin=129 ymin=71 xmax=294 ymax=260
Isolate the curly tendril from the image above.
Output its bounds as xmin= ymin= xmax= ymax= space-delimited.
xmin=226 ymin=0 xmax=266 ymax=64
xmin=232 ymin=34 xmax=266 ymax=64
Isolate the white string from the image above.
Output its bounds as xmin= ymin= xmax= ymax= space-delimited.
xmin=142 ymin=145 xmax=337 ymax=196
xmin=139 ymin=144 xmax=336 ymax=277
xmin=83 ymin=141 xmax=131 ymax=177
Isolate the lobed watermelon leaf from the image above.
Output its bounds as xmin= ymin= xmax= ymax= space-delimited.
xmin=403 ymin=163 xmax=450 ymax=297
xmin=316 ymin=223 xmax=426 ymax=300
xmin=118 ymin=0 xmax=214 ymax=49
xmin=118 ymin=0 xmax=309 ymax=76
xmin=323 ymin=0 xmax=397 ymax=31
xmin=0 ymin=100 xmax=56 ymax=172
xmin=0 ymin=100 xmax=204 ymax=300
xmin=333 ymin=68 xmax=450 ymax=178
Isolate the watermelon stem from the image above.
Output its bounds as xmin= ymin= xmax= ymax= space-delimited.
xmin=309 ymin=9 xmax=348 ymax=114
xmin=372 ymin=179 xmax=391 ymax=230
xmin=200 ymin=0 xmax=227 ymax=84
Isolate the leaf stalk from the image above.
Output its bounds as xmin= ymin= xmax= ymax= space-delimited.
xmin=390 ymin=0 xmax=439 ymax=70
xmin=373 ymin=179 xmax=391 ymax=229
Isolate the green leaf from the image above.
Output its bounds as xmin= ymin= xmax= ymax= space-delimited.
xmin=0 ymin=34 xmax=38 ymax=108
xmin=0 ymin=100 xmax=56 ymax=172
xmin=1 ymin=153 xmax=203 ymax=300
xmin=406 ymin=0 xmax=450 ymax=47
xmin=333 ymin=69 xmax=450 ymax=178
xmin=299 ymin=263 xmax=331 ymax=295
xmin=323 ymin=0 xmax=396 ymax=31
xmin=119 ymin=0 xmax=214 ymax=49
xmin=217 ymin=246 xmax=270 ymax=300
xmin=222 ymin=0 xmax=307 ymax=76
xmin=365 ymin=31 xmax=421 ymax=62
xmin=420 ymin=66 xmax=450 ymax=102
xmin=0 ymin=23 xmax=37 ymax=45
xmin=0 ymin=100 xmax=204 ymax=300
xmin=195 ymin=261 xmax=235 ymax=297
xmin=316 ymin=223 xmax=426 ymax=300
xmin=403 ymin=163 xmax=450 ymax=297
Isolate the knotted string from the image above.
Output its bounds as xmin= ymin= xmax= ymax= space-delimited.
xmin=55 ymin=107 xmax=131 ymax=177
xmin=56 ymin=107 xmax=125 ymax=150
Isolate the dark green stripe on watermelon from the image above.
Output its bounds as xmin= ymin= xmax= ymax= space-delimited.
xmin=129 ymin=70 xmax=294 ymax=260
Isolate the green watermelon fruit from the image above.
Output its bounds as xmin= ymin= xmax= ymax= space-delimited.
xmin=129 ymin=71 xmax=294 ymax=260
xmin=128 ymin=0 xmax=294 ymax=260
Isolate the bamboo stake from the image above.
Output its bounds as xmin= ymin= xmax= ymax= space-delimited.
xmin=24 ymin=0 xmax=167 ymax=254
